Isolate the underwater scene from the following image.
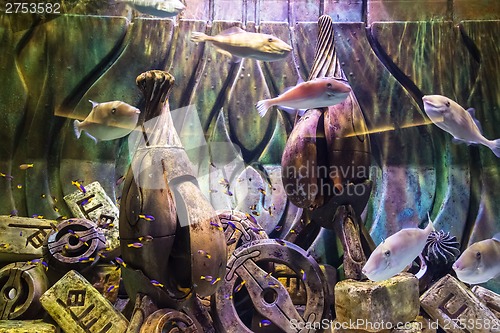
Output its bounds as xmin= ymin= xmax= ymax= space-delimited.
xmin=0 ymin=0 xmax=499 ymax=332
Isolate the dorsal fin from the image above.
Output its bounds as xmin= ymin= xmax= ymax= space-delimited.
xmin=219 ymin=26 xmax=245 ymax=36
xmin=89 ymin=100 xmax=99 ymax=109
xmin=467 ymin=108 xmax=483 ymax=133
xmin=493 ymin=233 xmax=500 ymax=242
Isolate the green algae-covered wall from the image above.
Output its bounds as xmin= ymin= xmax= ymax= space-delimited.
xmin=0 ymin=0 xmax=499 ymax=292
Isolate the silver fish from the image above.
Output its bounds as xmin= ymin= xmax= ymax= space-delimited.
xmin=453 ymin=234 xmax=500 ymax=284
xmin=190 ymin=27 xmax=292 ymax=62
xmin=256 ymin=77 xmax=351 ymax=117
xmin=121 ymin=0 xmax=185 ymax=17
xmin=74 ymin=100 xmax=140 ymax=142
xmin=422 ymin=95 xmax=500 ymax=157
xmin=362 ymin=215 xmax=434 ymax=282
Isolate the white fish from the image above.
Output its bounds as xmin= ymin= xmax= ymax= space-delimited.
xmin=74 ymin=100 xmax=140 ymax=142
xmin=422 ymin=95 xmax=500 ymax=157
xmin=121 ymin=0 xmax=185 ymax=17
xmin=452 ymin=234 xmax=500 ymax=284
xmin=362 ymin=215 xmax=434 ymax=282
xmin=256 ymin=77 xmax=351 ymax=117
xmin=190 ymin=27 xmax=292 ymax=62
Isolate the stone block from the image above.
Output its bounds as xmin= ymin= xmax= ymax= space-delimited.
xmin=0 ymin=215 xmax=56 ymax=262
xmin=471 ymin=285 xmax=500 ymax=319
xmin=40 ymin=270 xmax=128 ymax=333
xmin=63 ymin=181 xmax=120 ymax=252
xmin=0 ymin=320 xmax=57 ymax=333
xmin=335 ymin=273 xmax=419 ymax=332
xmin=420 ymin=274 xmax=499 ymax=333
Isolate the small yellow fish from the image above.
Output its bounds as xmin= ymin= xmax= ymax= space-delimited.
xmin=138 ymin=235 xmax=153 ymax=242
xmin=72 ymin=180 xmax=86 ymax=193
xmin=138 ymin=214 xmax=155 ymax=222
xmin=127 ymin=242 xmax=144 ymax=248
xmin=0 ymin=172 xmax=13 ymax=180
xmin=210 ymin=221 xmax=223 ymax=231
xmin=219 ymin=178 xmax=230 ymax=188
xmin=234 ymin=280 xmax=246 ymax=293
xmin=191 ymin=27 xmax=292 ymax=62
xmin=74 ymin=100 xmax=140 ymax=143
xmin=197 ymin=249 xmax=211 ymax=259
xmin=19 ymin=163 xmax=34 ymax=170
xmin=150 ymin=279 xmax=164 ymax=288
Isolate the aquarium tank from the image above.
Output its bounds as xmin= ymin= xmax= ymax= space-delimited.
xmin=0 ymin=0 xmax=499 ymax=332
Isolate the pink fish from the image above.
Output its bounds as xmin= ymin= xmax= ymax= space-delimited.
xmin=256 ymin=77 xmax=351 ymax=117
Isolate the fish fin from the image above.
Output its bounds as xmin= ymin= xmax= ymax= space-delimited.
xmin=493 ymin=233 xmax=500 ymax=242
xmin=276 ymin=105 xmax=306 ymax=116
xmin=84 ymin=131 xmax=99 ymax=144
xmin=452 ymin=137 xmax=468 ymax=145
xmin=214 ymin=47 xmax=234 ymax=58
xmin=256 ymin=99 xmax=273 ymax=117
xmin=73 ymin=120 xmax=82 ymax=139
xmin=190 ymin=32 xmax=209 ymax=43
xmin=88 ymin=100 xmax=99 ymax=108
xmin=297 ymin=109 xmax=307 ymax=116
xmin=219 ymin=26 xmax=245 ymax=36
xmin=487 ymin=139 xmax=500 ymax=158
xmin=467 ymin=108 xmax=483 ymax=133
xmin=230 ymin=55 xmax=242 ymax=64
xmin=415 ymin=254 xmax=427 ymax=279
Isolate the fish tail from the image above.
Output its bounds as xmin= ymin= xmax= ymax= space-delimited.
xmin=256 ymin=99 xmax=273 ymax=117
xmin=73 ymin=120 xmax=82 ymax=139
xmin=487 ymin=139 xmax=500 ymax=158
xmin=191 ymin=32 xmax=210 ymax=43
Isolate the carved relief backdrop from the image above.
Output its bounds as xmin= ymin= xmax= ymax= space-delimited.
xmin=0 ymin=0 xmax=499 ymax=291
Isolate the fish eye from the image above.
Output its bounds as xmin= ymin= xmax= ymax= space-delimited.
xmin=326 ymin=83 xmax=332 ymax=88
xmin=475 ymin=251 xmax=481 ymax=259
xmin=111 ymin=108 xmax=117 ymax=114
xmin=268 ymin=38 xmax=274 ymax=43
xmin=384 ymin=250 xmax=391 ymax=257
xmin=445 ymin=101 xmax=450 ymax=107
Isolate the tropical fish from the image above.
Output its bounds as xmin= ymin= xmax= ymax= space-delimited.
xmin=72 ymin=180 xmax=86 ymax=193
xmin=362 ymin=215 xmax=434 ymax=282
xmin=190 ymin=27 xmax=292 ymax=62
xmin=74 ymin=100 xmax=140 ymax=143
xmin=120 ymin=0 xmax=185 ymax=17
xmin=138 ymin=214 xmax=155 ymax=222
xmin=259 ymin=319 xmax=272 ymax=327
xmin=19 ymin=163 xmax=33 ymax=170
xmin=452 ymin=234 xmax=500 ymax=284
xmin=256 ymin=77 xmax=352 ymax=117
xmin=422 ymin=95 xmax=500 ymax=157
xmin=150 ymin=279 xmax=164 ymax=288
